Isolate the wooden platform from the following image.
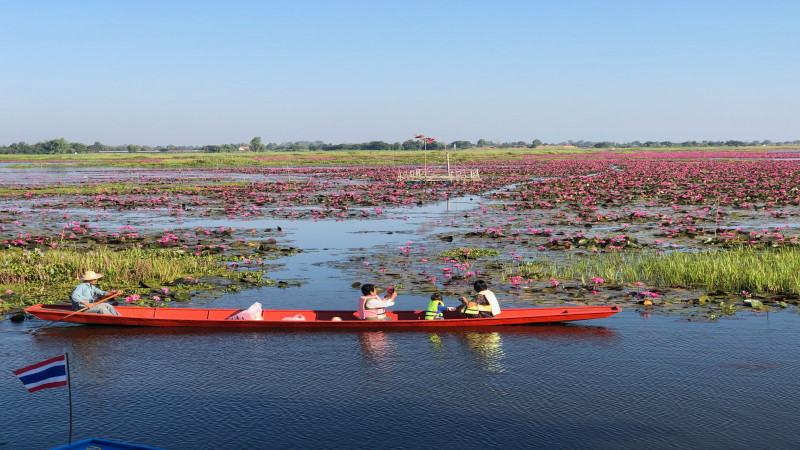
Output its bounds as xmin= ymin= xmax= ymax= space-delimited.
xmin=397 ymin=169 xmax=481 ymax=182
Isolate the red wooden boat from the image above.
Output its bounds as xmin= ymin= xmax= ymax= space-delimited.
xmin=25 ymin=304 xmax=621 ymax=329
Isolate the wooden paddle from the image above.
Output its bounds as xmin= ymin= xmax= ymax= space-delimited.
xmin=30 ymin=290 xmax=122 ymax=334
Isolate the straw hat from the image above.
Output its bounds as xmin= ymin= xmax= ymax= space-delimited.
xmin=78 ymin=271 xmax=104 ymax=281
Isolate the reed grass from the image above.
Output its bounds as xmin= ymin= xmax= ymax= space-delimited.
xmin=507 ymin=247 xmax=800 ymax=295
xmin=0 ymin=182 xmax=145 ymax=196
xmin=0 ymin=148 xmax=593 ymax=169
xmin=0 ymin=246 xmax=236 ymax=306
xmin=1 ymin=147 xmax=773 ymax=170
xmin=438 ymin=247 xmax=500 ymax=262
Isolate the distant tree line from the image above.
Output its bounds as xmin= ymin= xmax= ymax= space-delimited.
xmin=0 ymin=138 xmax=200 ymax=155
xmin=1 ymin=137 xmax=798 ymax=155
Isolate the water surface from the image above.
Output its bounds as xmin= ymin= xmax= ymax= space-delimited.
xmin=3 ymin=311 xmax=799 ymax=449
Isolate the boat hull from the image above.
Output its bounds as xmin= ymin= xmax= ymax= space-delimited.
xmin=25 ymin=304 xmax=621 ymax=329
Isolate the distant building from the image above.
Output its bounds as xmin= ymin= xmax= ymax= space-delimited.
xmin=238 ymin=146 xmax=250 ymax=151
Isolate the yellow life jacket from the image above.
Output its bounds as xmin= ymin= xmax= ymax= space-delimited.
xmin=425 ymin=299 xmax=445 ymax=320
xmin=461 ymin=294 xmax=493 ymax=316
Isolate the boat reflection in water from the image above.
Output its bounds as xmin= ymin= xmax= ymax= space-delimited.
xmin=459 ymin=331 xmax=506 ymax=373
xmin=38 ymin=323 xmax=618 ymax=384
xmin=357 ymin=331 xmax=402 ymax=393
xmin=426 ymin=324 xmax=619 ymax=374
xmin=358 ymin=331 xmax=396 ymax=369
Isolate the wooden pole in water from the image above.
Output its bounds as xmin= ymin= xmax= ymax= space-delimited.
xmin=446 ymin=149 xmax=451 ymax=181
xmin=424 ymin=138 xmax=427 ymax=179
xmin=66 ymin=352 xmax=73 ymax=444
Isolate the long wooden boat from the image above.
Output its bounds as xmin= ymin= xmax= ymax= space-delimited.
xmin=25 ymin=304 xmax=621 ymax=329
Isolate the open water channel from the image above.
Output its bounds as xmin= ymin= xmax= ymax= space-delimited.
xmin=1 ymin=166 xmax=799 ymax=449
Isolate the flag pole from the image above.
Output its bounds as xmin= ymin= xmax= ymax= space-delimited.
xmin=66 ymin=352 xmax=73 ymax=444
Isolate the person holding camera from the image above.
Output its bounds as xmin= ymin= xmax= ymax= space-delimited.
xmin=357 ymin=283 xmax=397 ymax=320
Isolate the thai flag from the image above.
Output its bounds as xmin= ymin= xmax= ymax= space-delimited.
xmin=427 ymin=138 xmax=436 ymax=143
xmin=13 ymin=355 xmax=68 ymax=392
xmin=414 ymin=134 xmax=425 ymax=139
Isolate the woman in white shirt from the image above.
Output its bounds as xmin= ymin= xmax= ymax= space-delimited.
xmin=357 ymin=283 xmax=398 ymax=320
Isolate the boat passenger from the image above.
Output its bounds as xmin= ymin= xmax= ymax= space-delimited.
xmin=358 ymin=283 xmax=397 ymax=320
xmin=425 ymin=292 xmax=457 ymax=320
xmin=459 ymin=280 xmax=500 ymax=318
xmin=70 ymin=271 xmax=120 ymax=315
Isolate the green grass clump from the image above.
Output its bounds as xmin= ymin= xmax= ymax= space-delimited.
xmin=507 ymin=247 xmax=800 ymax=296
xmin=0 ymin=246 xmax=244 ymax=308
xmin=439 ymin=247 xmax=500 ymax=262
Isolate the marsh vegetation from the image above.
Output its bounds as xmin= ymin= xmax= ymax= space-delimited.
xmin=2 ymin=148 xmax=800 ymax=321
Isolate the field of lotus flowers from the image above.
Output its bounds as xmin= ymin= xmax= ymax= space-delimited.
xmin=2 ymin=149 xmax=800 ymax=320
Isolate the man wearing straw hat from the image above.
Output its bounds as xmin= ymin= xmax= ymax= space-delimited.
xmin=71 ymin=270 xmax=120 ymax=315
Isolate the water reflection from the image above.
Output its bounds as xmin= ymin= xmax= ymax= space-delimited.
xmin=427 ymin=332 xmax=445 ymax=355
xmin=34 ymin=324 xmax=235 ymax=339
xmin=458 ymin=331 xmax=505 ymax=373
xmin=358 ymin=331 xmax=396 ymax=372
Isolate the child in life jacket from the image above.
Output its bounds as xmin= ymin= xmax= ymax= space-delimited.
xmin=425 ymin=292 xmax=458 ymax=319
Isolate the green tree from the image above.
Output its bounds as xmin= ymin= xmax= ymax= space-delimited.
xmin=88 ymin=141 xmax=105 ymax=153
xmin=402 ymin=139 xmax=422 ymax=150
xmin=72 ymin=142 xmax=88 ymax=153
xmin=127 ymin=144 xmax=141 ymax=153
xmin=725 ymin=140 xmax=746 ymax=147
xmin=363 ymin=141 xmax=390 ymax=151
xmin=8 ymin=142 xmax=32 ymax=154
xmin=426 ymin=140 xmax=445 ymax=150
xmin=477 ymin=139 xmax=491 ymax=147
xmin=450 ymin=141 xmax=473 ymax=149
xmin=40 ymin=138 xmax=72 ymax=154
xmin=249 ymin=137 xmax=266 ymax=152
xmin=531 ymin=139 xmax=542 ymax=148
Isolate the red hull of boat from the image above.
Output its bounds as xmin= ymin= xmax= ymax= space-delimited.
xmin=25 ymin=304 xmax=621 ymax=329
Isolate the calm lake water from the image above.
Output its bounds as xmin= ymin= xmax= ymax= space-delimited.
xmin=3 ymin=310 xmax=799 ymax=449
xmin=2 ymin=167 xmax=800 ymax=449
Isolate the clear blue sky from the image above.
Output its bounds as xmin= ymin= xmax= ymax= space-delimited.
xmin=1 ymin=0 xmax=798 ymax=146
